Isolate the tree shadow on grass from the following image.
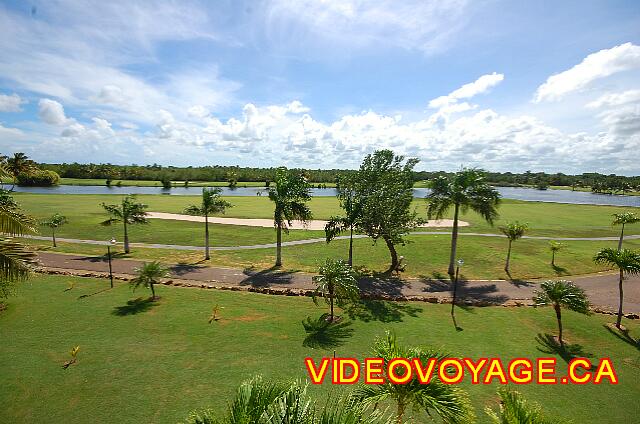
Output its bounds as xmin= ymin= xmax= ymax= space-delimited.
xmin=535 ymin=333 xmax=595 ymax=366
xmin=603 ymin=324 xmax=640 ymax=351
xmin=346 ymin=299 xmax=422 ymax=323
xmin=77 ymin=287 xmax=112 ymax=299
xmin=112 ymin=297 xmax=157 ymax=316
xmin=552 ymin=264 xmax=569 ymax=276
xmin=302 ymin=314 xmax=354 ymax=349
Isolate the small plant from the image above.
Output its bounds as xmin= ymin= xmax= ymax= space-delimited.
xmin=499 ymin=221 xmax=529 ymax=274
xmin=549 ymin=241 xmax=566 ymax=266
xmin=313 ymin=259 xmax=359 ymax=323
xmin=62 ymin=346 xmax=80 ymax=369
xmin=40 ymin=213 xmax=68 ymax=247
xmin=130 ymin=261 xmax=169 ymax=300
xmin=208 ymin=305 xmax=221 ymax=323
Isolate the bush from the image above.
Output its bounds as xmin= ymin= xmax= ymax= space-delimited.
xmin=17 ymin=170 xmax=60 ymax=186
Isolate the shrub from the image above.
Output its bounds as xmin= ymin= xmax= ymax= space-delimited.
xmin=17 ymin=170 xmax=60 ymax=186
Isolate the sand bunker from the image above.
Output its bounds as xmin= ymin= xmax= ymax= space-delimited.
xmin=147 ymin=212 xmax=469 ymax=230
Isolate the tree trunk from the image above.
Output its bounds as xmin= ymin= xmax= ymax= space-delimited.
xmin=384 ymin=236 xmax=398 ymax=274
xmin=448 ymin=203 xmax=460 ymax=277
xmin=617 ymin=269 xmax=624 ymax=329
xmin=204 ymin=213 xmax=210 ymax=260
xmin=551 ymin=250 xmax=555 ymax=266
xmin=505 ymin=240 xmax=512 ymax=273
xmin=150 ymin=282 xmax=156 ymax=299
xmin=52 ymin=229 xmax=57 ymax=247
xmin=555 ymin=303 xmax=563 ymax=348
xmin=618 ymin=223 xmax=625 ymax=251
xmin=348 ymin=225 xmax=353 ymax=267
xmin=275 ymin=222 xmax=282 ymax=267
xmin=123 ymin=221 xmax=130 ymax=253
xmin=396 ymin=401 xmax=405 ymax=424
xmin=329 ymin=284 xmax=334 ymax=322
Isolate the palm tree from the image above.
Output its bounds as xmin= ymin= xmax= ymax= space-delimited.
xmin=100 ymin=195 xmax=148 ymax=253
xmin=325 ymin=175 xmax=361 ymax=266
xmin=312 ymin=259 xmax=359 ymax=322
xmin=0 ymin=181 xmax=37 ymax=299
xmin=268 ymin=167 xmax=312 ymax=267
xmin=5 ymin=153 xmax=35 ymax=191
xmin=593 ymin=248 xmax=640 ymax=329
xmin=612 ymin=212 xmax=640 ymax=251
xmin=184 ymin=188 xmax=232 ymax=260
xmin=40 ymin=213 xmax=68 ymax=247
xmin=184 ymin=375 xmax=389 ymax=424
xmin=130 ymin=261 xmax=169 ymax=300
xmin=549 ymin=241 xmax=566 ymax=267
xmin=353 ymin=331 xmax=474 ymax=424
xmin=533 ymin=280 xmax=590 ymax=348
xmin=427 ymin=168 xmax=501 ymax=277
xmin=486 ymin=388 xmax=568 ymax=424
xmin=499 ymin=222 xmax=528 ymax=274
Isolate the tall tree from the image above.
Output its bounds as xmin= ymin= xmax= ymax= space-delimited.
xmin=353 ymin=331 xmax=474 ymax=424
xmin=40 ymin=213 xmax=68 ymax=247
xmin=486 ymin=388 xmax=569 ymax=424
xmin=130 ymin=261 xmax=169 ymax=300
xmin=184 ymin=188 xmax=232 ymax=260
xmin=593 ymin=248 xmax=640 ymax=329
xmin=499 ymin=222 xmax=528 ymax=274
xmin=268 ymin=167 xmax=312 ymax=267
xmin=324 ymin=174 xmax=362 ymax=266
xmin=100 ymin=195 xmax=148 ymax=253
xmin=351 ymin=150 xmax=422 ymax=273
xmin=312 ymin=259 xmax=359 ymax=322
xmin=612 ymin=212 xmax=640 ymax=251
xmin=533 ymin=280 xmax=590 ymax=348
xmin=5 ymin=153 xmax=35 ymax=191
xmin=0 ymin=183 xmax=37 ymax=300
xmin=427 ymin=168 xmax=501 ymax=277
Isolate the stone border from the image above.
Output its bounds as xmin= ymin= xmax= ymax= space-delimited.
xmin=35 ymin=267 xmax=639 ymax=319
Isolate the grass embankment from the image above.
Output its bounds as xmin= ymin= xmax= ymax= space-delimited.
xmin=58 ymin=178 xmax=337 ymax=188
xmin=1 ymin=275 xmax=639 ymax=423
xmin=12 ymin=193 xmax=640 ymax=279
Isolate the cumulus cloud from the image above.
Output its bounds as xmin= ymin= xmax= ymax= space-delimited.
xmin=586 ymin=89 xmax=640 ymax=109
xmin=0 ymin=92 xmax=25 ymax=112
xmin=534 ymin=43 xmax=640 ymax=102
xmin=38 ymin=99 xmax=68 ymax=125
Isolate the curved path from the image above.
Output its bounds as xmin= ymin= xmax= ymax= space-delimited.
xmin=34 ymin=251 xmax=640 ymax=314
xmin=21 ymin=232 xmax=640 ymax=251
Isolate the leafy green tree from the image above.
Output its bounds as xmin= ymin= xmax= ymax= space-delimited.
xmin=427 ymin=169 xmax=500 ymax=277
xmin=185 ymin=188 xmax=232 ymax=260
xmin=100 ymin=195 xmax=148 ymax=253
xmin=533 ymin=280 xmax=590 ymax=348
xmin=486 ymin=388 xmax=569 ymax=424
xmin=351 ymin=150 xmax=422 ymax=273
xmin=549 ymin=241 xmax=566 ymax=267
xmin=499 ymin=222 xmax=528 ymax=274
xmin=353 ymin=331 xmax=474 ymax=424
xmin=325 ymin=174 xmax=362 ymax=266
xmin=130 ymin=261 xmax=169 ymax=300
xmin=312 ymin=259 xmax=359 ymax=322
xmin=612 ymin=212 xmax=640 ymax=251
xmin=268 ymin=167 xmax=312 ymax=267
xmin=5 ymin=152 xmax=35 ymax=191
xmin=0 ymin=182 xmax=37 ymax=300
xmin=593 ymin=248 xmax=640 ymax=328
xmin=40 ymin=213 xmax=68 ymax=247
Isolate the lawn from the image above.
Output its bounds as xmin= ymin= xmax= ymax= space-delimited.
xmin=1 ymin=274 xmax=639 ymax=423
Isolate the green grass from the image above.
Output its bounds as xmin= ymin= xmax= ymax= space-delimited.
xmin=1 ymin=274 xmax=639 ymax=423
xmin=57 ymin=178 xmax=337 ymax=188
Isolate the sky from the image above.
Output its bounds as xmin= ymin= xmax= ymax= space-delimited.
xmin=0 ymin=0 xmax=639 ymax=174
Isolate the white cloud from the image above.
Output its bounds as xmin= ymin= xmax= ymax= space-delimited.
xmin=429 ymin=72 xmax=504 ymax=108
xmin=0 ymin=93 xmax=25 ymax=112
xmin=38 ymin=99 xmax=68 ymax=125
xmin=586 ymin=89 xmax=640 ymax=109
xmin=534 ymin=43 xmax=640 ymax=102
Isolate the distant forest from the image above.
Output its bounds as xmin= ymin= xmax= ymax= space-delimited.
xmin=40 ymin=162 xmax=640 ymax=192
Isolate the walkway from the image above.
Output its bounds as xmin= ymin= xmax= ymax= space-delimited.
xmin=34 ymin=252 xmax=640 ymax=314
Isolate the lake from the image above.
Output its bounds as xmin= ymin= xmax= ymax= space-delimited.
xmin=8 ymin=184 xmax=640 ymax=207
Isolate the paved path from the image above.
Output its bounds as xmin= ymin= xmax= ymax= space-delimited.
xmin=21 ymin=231 xmax=640 ymax=252
xmin=34 ymin=252 xmax=640 ymax=314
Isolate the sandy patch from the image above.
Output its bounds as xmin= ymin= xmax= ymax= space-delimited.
xmin=147 ymin=212 xmax=468 ymax=230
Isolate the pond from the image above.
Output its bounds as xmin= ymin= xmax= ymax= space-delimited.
xmin=8 ymin=184 xmax=640 ymax=207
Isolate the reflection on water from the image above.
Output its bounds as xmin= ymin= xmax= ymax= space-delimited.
xmin=8 ymin=184 xmax=640 ymax=207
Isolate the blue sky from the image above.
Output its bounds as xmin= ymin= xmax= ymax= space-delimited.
xmin=0 ymin=0 xmax=639 ymax=174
